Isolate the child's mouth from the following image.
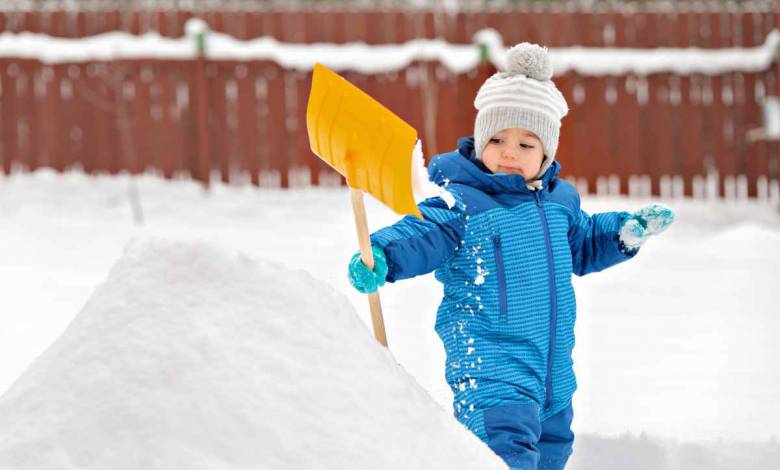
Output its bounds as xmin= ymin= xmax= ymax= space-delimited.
xmin=497 ymin=166 xmax=524 ymax=175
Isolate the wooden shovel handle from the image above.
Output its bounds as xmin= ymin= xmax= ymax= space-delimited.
xmin=350 ymin=188 xmax=389 ymax=348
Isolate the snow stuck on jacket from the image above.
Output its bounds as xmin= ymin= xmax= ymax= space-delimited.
xmin=0 ymin=238 xmax=506 ymax=470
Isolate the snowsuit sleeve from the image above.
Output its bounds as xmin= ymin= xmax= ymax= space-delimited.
xmin=567 ymin=192 xmax=637 ymax=276
xmin=369 ymin=197 xmax=465 ymax=282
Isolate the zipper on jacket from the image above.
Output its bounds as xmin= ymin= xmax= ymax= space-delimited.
xmin=491 ymin=236 xmax=508 ymax=320
xmin=534 ymin=190 xmax=558 ymax=411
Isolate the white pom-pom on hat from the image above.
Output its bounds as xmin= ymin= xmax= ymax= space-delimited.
xmin=505 ymin=42 xmax=553 ymax=81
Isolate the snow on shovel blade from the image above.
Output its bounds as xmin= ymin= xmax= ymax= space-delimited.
xmin=306 ymin=63 xmax=422 ymax=219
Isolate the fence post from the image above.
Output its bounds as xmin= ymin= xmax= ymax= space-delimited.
xmin=188 ymin=18 xmax=211 ymax=188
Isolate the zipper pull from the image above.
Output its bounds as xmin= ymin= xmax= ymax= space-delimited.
xmin=533 ymin=190 xmax=542 ymax=207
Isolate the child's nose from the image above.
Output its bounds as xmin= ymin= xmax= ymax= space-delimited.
xmin=502 ymin=148 xmax=520 ymax=160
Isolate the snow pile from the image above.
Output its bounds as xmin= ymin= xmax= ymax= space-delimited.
xmin=0 ymin=238 xmax=506 ymax=470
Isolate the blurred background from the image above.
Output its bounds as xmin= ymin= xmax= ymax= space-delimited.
xmin=0 ymin=0 xmax=778 ymax=201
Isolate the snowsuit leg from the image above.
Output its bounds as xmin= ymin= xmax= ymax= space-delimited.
xmin=537 ymin=405 xmax=575 ymax=470
xmin=482 ymin=402 xmax=574 ymax=470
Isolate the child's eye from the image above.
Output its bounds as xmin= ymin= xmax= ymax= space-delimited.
xmin=520 ymin=144 xmax=534 ymax=149
xmin=489 ymin=138 xmax=502 ymax=144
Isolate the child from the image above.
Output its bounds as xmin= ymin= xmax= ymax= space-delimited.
xmin=347 ymin=43 xmax=674 ymax=470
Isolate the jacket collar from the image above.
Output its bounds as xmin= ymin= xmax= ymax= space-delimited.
xmin=427 ymin=136 xmax=561 ymax=195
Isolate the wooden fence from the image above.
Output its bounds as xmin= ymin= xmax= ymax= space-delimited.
xmin=1 ymin=5 xmax=779 ymax=199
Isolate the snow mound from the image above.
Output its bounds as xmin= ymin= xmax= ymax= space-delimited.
xmin=699 ymin=222 xmax=780 ymax=262
xmin=0 ymin=238 xmax=505 ymax=470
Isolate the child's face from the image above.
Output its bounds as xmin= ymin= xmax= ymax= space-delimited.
xmin=481 ymin=128 xmax=545 ymax=180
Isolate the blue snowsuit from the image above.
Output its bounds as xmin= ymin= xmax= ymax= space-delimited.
xmin=369 ymin=137 xmax=638 ymax=469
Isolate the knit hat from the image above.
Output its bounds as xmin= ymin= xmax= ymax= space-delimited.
xmin=473 ymin=42 xmax=569 ymax=181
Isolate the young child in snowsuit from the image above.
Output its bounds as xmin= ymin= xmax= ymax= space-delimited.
xmin=347 ymin=43 xmax=674 ymax=470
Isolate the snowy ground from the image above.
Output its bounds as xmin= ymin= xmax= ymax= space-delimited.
xmin=2 ymin=169 xmax=779 ymax=468
xmin=0 ymin=238 xmax=505 ymax=469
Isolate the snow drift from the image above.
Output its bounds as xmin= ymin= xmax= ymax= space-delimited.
xmin=0 ymin=238 xmax=506 ymax=470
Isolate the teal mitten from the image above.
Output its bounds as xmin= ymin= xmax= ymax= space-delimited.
xmin=619 ymin=203 xmax=675 ymax=251
xmin=347 ymin=246 xmax=389 ymax=294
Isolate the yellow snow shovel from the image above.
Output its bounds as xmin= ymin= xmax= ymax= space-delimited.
xmin=306 ymin=63 xmax=421 ymax=348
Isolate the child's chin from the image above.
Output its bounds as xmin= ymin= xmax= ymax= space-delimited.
xmin=497 ymin=168 xmax=526 ymax=177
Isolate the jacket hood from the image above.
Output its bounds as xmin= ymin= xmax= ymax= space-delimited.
xmin=427 ymin=137 xmax=562 ymax=195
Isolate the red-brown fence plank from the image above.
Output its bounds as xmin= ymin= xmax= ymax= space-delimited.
xmin=157 ymin=64 xmax=178 ymax=178
xmin=613 ymin=75 xmax=642 ymax=190
xmin=434 ymin=66 xmax=460 ymax=157
xmin=207 ymin=62 xmax=229 ymax=183
xmin=79 ymin=64 xmax=100 ymax=173
xmin=235 ymin=63 xmax=258 ymax=183
xmin=17 ymin=62 xmax=36 ymax=170
xmin=555 ymin=72 xmax=576 ymax=181
xmin=647 ymin=74 xmax=677 ymax=195
xmin=131 ymin=63 xmax=154 ymax=175
xmin=678 ymin=75 xmax=706 ymax=196
xmin=743 ymin=73 xmax=769 ymax=197
xmin=52 ymin=65 xmax=73 ymax=172
xmin=583 ymin=75 xmax=611 ymax=191
xmin=263 ymin=63 xmax=287 ymax=187
xmin=705 ymin=75 xmax=738 ymax=188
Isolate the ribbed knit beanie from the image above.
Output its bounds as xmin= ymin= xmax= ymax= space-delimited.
xmin=473 ymin=42 xmax=569 ymax=180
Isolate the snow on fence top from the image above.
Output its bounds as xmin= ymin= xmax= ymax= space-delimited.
xmin=0 ymin=238 xmax=506 ymax=470
xmin=0 ymin=19 xmax=778 ymax=76
xmin=0 ymin=0 xmax=779 ymax=14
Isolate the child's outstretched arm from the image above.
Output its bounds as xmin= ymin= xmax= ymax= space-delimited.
xmin=568 ymin=196 xmax=674 ymax=276
xmin=347 ymin=196 xmax=465 ymax=292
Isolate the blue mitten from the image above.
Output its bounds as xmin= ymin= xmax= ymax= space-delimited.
xmin=347 ymin=246 xmax=389 ymax=294
xmin=619 ymin=203 xmax=675 ymax=251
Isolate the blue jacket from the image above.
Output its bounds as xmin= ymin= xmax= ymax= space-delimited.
xmin=370 ymin=137 xmax=638 ymax=441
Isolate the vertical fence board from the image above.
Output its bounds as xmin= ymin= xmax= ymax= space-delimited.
xmin=742 ymin=72 xmax=767 ymax=196
xmin=54 ymin=65 xmax=75 ymax=171
xmin=435 ymin=66 xmax=460 ymax=157
xmin=555 ymin=72 xmax=576 ymax=181
xmin=158 ymin=65 xmax=178 ymax=178
xmin=615 ymin=75 xmax=642 ymax=190
xmin=560 ymin=73 xmax=584 ymax=181
xmin=582 ymin=76 xmax=611 ymax=191
xmin=679 ymin=75 xmax=705 ymax=195
xmin=265 ymin=63 xmax=287 ymax=187
xmin=1 ymin=62 xmax=18 ymax=173
xmin=208 ymin=63 xmax=229 ymax=183
xmin=295 ymin=71 xmax=321 ymax=185
xmin=710 ymin=15 xmax=732 ymax=196
xmin=132 ymin=64 xmax=153 ymax=174
xmin=236 ymin=64 xmax=258 ymax=183
xmin=17 ymin=63 xmax=36 ymax=170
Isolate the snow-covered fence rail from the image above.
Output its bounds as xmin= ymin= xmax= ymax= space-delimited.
xmin=0 ymin=4 xmax=779 ymax=199
xmin=0 ymin=1 xmax=778 ymax=48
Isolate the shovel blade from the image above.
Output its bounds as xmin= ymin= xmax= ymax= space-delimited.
xmin=306 ymin=63 xmax=421 ymax=218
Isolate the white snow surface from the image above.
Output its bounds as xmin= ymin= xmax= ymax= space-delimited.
xmin=0 ymin=237 xmax=505 ymax=469
xmin=1 ymin=169 xmax=780 ymax=468
xmin=411 ymin=139 xmax=456 ymax=208
xmin=0 ymin=24 xmax=777 ymax=75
